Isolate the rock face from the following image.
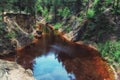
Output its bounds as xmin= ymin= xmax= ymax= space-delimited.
xmin=0 ymin=59 xmax=35 ymax=80
xmin=0 ymin=13 xmax=34 ymax=55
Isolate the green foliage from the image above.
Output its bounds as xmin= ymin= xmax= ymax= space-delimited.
xmin=54 ymin=23 xmax=62 ymax=30
xmin=77 ymin=11 xmax=86 ymax=22
xmin=29 ymin=33 xmax=34 ymax=39
xmin=93 ymin=0 xmax=99 ymax=7
xmin=0 ymin=16 xmax=2 ymax=21
xmin=87 ymin=22 xmax=95 ymax=31
xmin=77 ymin=17 xmax=84 ymax=22
xmin=81 ymin=13 xmax=114 ymax=41
xmin=0 ymin=22 xmax=6 ymax=34
xmin=0 ymin=39 xmax=2 ymax=43
xmin=98 ymin=41 xmax=120 ymax=66
xmin=65 ymin=26 xmax=72 ymax=32
xmin=0 ymin=23 xmax=16 ymax=39
xmin=36 ymin=3 xmax=52 ymax=21
xmin=117 ymin=10 xmax=120 ymax=14
xmin=37 ymin=5 xmax=46 ymax=15
xmin=5 ymin=31 xmax=16 ymax=39
xmin=58 ymin=7 xmax=70 ymax=18
xmin=105 ymin=0 xmax=112 ymax=4
xmin=86 ymin=9 xmax=95 ymax=19
xmin=112 ymin=9 xmax=120 ymax=14
xmin=41 ymin=7 xmax=49 ymax=21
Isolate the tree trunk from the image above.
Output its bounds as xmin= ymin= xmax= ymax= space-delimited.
xmin=19 ymin=0 xmax=22 ymax=14
xmin=75 ymin=0 xmax=82 ymax=13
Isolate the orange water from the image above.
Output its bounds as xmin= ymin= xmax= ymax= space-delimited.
xmin=0 ymin=24 xmax=115 ymax=80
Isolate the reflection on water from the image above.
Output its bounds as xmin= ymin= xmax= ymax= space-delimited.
xmin=33 ymin=52 xmax=76 ymax=80
xmin=0 ymin=32 xmax=115 ymax=80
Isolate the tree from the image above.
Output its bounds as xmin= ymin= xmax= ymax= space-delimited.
xmin=0 ymin=0 xmax=8 ymax=21
xmin=75 ymin=0 xmax=82 ymax=13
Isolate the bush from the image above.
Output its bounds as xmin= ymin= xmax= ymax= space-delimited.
xmin=5 ymin=31 xmax=16 ymax=39
xmin=29 ymin=33 xmax=34 ymax=39
xmin=54 ymin=23 xmax=62 ymax=30
xmin=98 ymin=41 xmax=120 ymax=66
xmin=86 ymin=9 xmax=95 ymax=19
xmin=57 ymin=7 xmax=70 ymax=18
xmin=0 ymin=22 xmax=7 ymax=35
xmin=64 ymin=26 xmax=72 ymax=33
xmin=0 ymin=16 xmax=2 ymax=21
xmin=37 ymin=6 xmax=51 ymax=21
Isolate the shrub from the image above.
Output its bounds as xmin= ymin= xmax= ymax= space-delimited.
xmin=57 ymin=7 xmax=70 ymax=18
xmin=86 ymin=9 xmax=95 ymax=19
xmin=37 ymin=6 xmax=51 ymax=21
xmin=98 ymin=41 xmax=120 ymax=66
xmin=64 ymin=26 xmax=72 ymax=33
xmin=5 ymin=31 xmax=16 ymax=39
xmin=29 ymin=33 xmax=34 ymax=39
xmin=0 ymin=16 xmax=2 ymax=21
xmin=54 ymin=23 xmax=62 ymax=30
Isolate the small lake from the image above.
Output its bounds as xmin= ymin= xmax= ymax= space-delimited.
xmin=33 ymin=52 xmax=76 ymax=80
xmin=0 ymin=36 xmax=115 ymax=80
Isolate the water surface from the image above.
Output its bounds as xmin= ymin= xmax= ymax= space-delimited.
xmin=33 ymin=52 xmax=76 ymax=80
xmin=0 ymin=30 xmax=115 ymax=80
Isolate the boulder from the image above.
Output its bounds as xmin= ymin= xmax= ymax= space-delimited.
xmin=0 ymin=59 xmax=35 ymax=80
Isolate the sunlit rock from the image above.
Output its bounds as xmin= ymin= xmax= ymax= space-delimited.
xmin=0 ymin=59 xmax=35 ymax=80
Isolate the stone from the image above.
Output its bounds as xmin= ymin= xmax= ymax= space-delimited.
xmin=0 ymin=59 xmax=35 ymax=80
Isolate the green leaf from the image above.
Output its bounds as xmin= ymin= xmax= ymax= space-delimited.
xmin=54 ymin=23 xmax=62 ymax=30
xmin=86 ymin=9 xmax=95 ymax=19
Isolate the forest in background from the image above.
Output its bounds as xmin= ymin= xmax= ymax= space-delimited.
xmin=0 ymin=0 xmax=120 ymax=70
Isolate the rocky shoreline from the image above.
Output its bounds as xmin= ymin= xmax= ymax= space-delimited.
xmin=0 ymin=59 xmax=35 ymax=80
